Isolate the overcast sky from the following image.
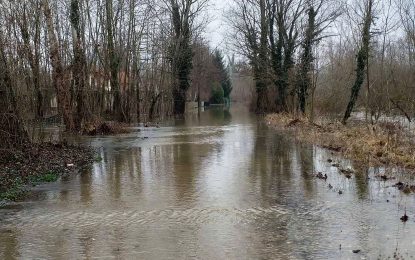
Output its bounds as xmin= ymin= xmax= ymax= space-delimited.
xmin=204 ymin=0 xmax=230 ymax=50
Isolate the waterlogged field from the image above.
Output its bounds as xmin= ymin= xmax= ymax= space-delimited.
xmin=1 ymin=107 xmax=415 ymax=259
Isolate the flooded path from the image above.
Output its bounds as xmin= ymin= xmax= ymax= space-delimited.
xmin=1 ymin=106 xmax=415 ymax=259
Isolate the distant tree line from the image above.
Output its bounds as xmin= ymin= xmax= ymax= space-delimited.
xmin=229 ymin=0 xmax=415 ymax=124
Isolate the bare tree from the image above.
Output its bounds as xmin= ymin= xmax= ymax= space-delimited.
xmin=17 ymin=2 xmax=44 ymax=119
xmin=271 ymin=0 xmax=304 ymax=112
xmin=296 ymin=0 xmax=340 ymax=114
xmin=43 ymin=0 xmax=75 ymax=131
xmin=163 ymin=0 xmax=208 ymax=115
xmin=0 ymin=29 xmax=29 ymax=146
xmin=229 ymin=0 xmax=271 ymax=112
xmin=70 ymin=0 xmax=89 ymax=130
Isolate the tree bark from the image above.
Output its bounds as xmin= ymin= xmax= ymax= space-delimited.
xmin=43 ymin=0 xmax=75 ymax=131
xmin=19 ymin=4 xmax=43 ymax=118
xmin=297 ymin=7 xmax=316 ymax=114
xmin=343 ymin=0 xmax=373 ymax=124
xmin=170 ymin=0 xmax=193 ymax=115
xmin=256 ymin=0 xmax=269 ymax=113
xmin=0 ymin=32 xmax=29 ymax=146
xmin=70 ymin=0 xmax=88 ymax=131
xmin=105 ymin=0 xmax=123 ymax=121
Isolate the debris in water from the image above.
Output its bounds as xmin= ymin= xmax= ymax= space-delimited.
xmin=403 ymin=186 xmax=412 ymax=194
xmin=328 ymin=184 xmax=333 ymax=189
xmin=353 ymin=250 xmax=361 ymax=254
xmin=401 ymin=212 xmax=409 ymax=222
xmin=340 ymin=168 xmax=354 ymax=174
xmin=393 ymin=182 xmax=415 ymax=194
xmin=394 ymin=182 xmax=405 ymax=190
xmin=315 ymin=172 xmax=328 ymax=180
xmin=378 ymin=175 xmax=393 ymax=181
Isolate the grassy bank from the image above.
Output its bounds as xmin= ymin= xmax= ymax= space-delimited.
xmin=0 ymin=143 xmax=95 ymax=202
xmin=265 ymin=113 xmax=415 ymax=170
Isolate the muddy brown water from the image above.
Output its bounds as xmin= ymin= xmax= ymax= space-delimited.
xmin=1 ymin=106 xmax=415 ymax=259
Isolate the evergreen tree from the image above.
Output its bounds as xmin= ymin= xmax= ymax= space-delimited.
xmin=213 ymin=50 xmax=232 ymax=100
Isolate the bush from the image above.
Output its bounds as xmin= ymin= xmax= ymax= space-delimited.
xmin=210 ymin=82 xmax=224 ymax=104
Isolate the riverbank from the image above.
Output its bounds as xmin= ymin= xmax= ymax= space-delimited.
xmin=265 ymin=113 xmax=415 ymax=170
xmin=0 ymin=143 xmax=95 ymax=202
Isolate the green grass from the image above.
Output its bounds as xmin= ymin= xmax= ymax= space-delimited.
xmin=29 ymin=171 xmax=59 ymax=184
xmin=0 ymin=178 xmax=25 ymax=201
xmin=1 ymin=171 xmax=61 ymax=202
xmin=1 ymin=171 xmax=60 ymax=202
xmin=94 ymin=155 xmax=103 ymax=162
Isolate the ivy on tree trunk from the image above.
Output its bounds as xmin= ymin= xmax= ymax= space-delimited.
xmin=170 ymin=1 xmax=193 ymax=115
xmin=297 ymin=7 xmax=316 ymax=114
xmin=343 ymin=0 xmax=373 ymax=124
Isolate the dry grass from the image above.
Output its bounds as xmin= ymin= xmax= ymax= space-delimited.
xmin=265 ymin=113 xmax=415 ymax=169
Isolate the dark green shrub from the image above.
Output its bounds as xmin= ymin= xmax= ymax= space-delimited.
xmin=210 ymin=82 xmax=224 ymax=104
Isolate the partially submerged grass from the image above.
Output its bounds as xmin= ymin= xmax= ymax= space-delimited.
xmin=29 ymin=171 xmax=59 ymax=184
xmin=0 ymin=171 xmax=60 ymax=201
xmin=266 ymin=113 xmax=415 ymax=170
xmin=0 ymin=143 xmax=94 ymax=202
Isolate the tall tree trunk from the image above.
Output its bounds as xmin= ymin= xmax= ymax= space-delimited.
xmin=19 ymin=3 xmax=43 ymax=118
xmin=297 ymin=7 xmax=316 ymax=114
xmin=70 ymin=0 xmax=88 ymax=131
xmin=274 ymin=4 xmax=287 ymax=112
xmin=343 ymin=0 xmax=373 ymax=124
xmin=170 ymin=0 xmax=193 ymax=115
xmin=256 ymin=0 xmax=269 ymax=113
xmin=135 ymin=60 xmax=141 ymax=122
xmin=43 ymin=0 xmax=75 ymax=131
xmin=105 ymin=0 xmax=123 ymax=121
xmin=0 ymin=32 xmax=29 ymax=146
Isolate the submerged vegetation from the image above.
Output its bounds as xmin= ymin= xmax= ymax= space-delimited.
xmin=266 ymin=113 xmax=415 ymax=170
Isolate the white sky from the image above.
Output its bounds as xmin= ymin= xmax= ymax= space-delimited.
xmin=204 ymin=0 xmax=231 ymax=50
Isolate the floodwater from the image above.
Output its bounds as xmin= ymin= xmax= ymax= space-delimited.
xmin=1 ymin=106 xmax=415 ymax=259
